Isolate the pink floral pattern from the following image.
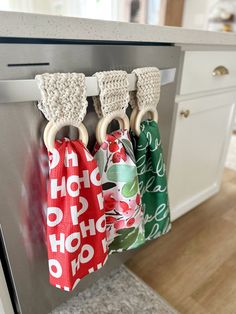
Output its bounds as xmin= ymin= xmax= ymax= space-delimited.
xmin=94 ymin=130 xmax=145 ymax=253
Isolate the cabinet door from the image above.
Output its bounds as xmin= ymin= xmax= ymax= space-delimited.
xmin=168 ymin=92 xmax=236 ymax=220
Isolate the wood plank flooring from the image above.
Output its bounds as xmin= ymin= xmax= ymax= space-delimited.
xmin=126 ymin=169 xmax=236 ymax=314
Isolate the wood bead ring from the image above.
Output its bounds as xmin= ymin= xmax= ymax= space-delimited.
xmin=44 ymin=120 xmax=89 ymax=153
xmin=132 ymin=107 xmax=158 ymax=136
xmin=130 ymin=107 xmax=138 ymax=132
xmin=43 ymin=120 xmax=54 ymax=149
xmin=96 ymin=112 xmax=130 ymax=145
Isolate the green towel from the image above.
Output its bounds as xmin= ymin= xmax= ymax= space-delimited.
xmin=131 ymin=120 xmax=171 ymax=240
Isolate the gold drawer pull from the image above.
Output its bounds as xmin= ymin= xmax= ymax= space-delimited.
xmin=180 ymin=110 xmax=190 ymax=118
xmin=212 ymin=65 xmax=229 ymax=77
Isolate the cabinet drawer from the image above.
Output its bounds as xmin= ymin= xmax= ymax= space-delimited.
xmin=180 ymin=51 xmax=236 ymax=95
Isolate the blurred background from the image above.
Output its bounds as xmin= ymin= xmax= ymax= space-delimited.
xmin=0 ymin=0 xmax=236 ymax=31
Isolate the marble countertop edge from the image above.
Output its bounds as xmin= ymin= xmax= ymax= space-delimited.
xmin=0 ymin=11 xmax=236 ymax=46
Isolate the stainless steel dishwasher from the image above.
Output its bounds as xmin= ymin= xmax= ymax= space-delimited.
xmin=0 ymin=40 xmax=180 ymax=314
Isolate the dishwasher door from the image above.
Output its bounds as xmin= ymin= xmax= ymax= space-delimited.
xmin=0 ymin=41 xmax=180 ymax=314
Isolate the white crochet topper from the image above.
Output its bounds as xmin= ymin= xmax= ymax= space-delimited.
xmin=35 ymin=72 xmax=108 ymax=292
xmin=93 ymin=70 xmax=130 ymax=145
xmin=35 ymin=72 xmax=89 ymax=152
xmin=92 ymin=70 xmax=145 ymax=254
xmin=130 ymin=67 xmax=160 ymax=136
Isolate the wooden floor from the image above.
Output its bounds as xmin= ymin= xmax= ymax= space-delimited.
xmin=126 ymin=169 xmax=236 ymax=314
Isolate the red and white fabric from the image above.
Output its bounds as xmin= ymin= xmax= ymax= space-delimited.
xmin=47 ymin=139 xmax=108 ymax=291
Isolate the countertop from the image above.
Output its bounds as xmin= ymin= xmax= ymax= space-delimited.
xmin=0 ymin=11 xmax=236 ymax=46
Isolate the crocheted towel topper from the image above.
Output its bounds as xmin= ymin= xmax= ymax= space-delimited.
xmin=130 ymin=68 xmax=171 ymax=240
xmin=93 ymin=71 xmax=145 ymax=254
xmin=36 ymin=73 xmax=108 ymax=291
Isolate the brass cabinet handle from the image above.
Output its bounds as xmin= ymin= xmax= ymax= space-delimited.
xmin=180 ymin=109 xmax=190 ymax=118
xmin=212 ymin=65 xmax=229 ymax=77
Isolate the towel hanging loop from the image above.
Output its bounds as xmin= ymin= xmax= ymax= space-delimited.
xmin=133 ymin=107 xmax=158 ymax=136
xmin=35 ymin=73 xmax=89 ymax=152
xmin=130 ymin=67 xmax=161 ymax=136
xmin=47 ymin=120 xmax=88 ymax=152
xmin=43 ymin=120 xmax=54 ymax=149
xmin=93 ymin=70 xmax=130 ymax=144
xmin=96 ymin=112 xmax=130 ymax=144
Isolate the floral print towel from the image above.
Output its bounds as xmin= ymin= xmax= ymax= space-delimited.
xmin=131 ymin=120 xmax=171 ymax=241
xmin=94 ymin=130 xmax=145 ymax=254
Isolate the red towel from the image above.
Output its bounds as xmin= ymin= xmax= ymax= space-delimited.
xmin=46 ymin=139 xmax=108 ymax=291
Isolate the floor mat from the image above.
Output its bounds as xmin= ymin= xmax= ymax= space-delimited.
xmin=51 ymin=265 xmax=178 ymax=314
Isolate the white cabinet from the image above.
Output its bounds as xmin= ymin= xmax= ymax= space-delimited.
xmin=180 ymin=51 xmax=236 ymax=94
xmin=169 ymin=91 xmax=236 ymax=220
xmin=168 ymin=48 xmax=236 ymax=220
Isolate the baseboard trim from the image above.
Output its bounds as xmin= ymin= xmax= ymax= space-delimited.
xmin=170 ymin=184 xmax=219 ymax=221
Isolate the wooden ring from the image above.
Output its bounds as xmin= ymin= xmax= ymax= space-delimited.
xmin=130 ymin=107 xmax=139 ymax=131
xmin=96 ymin=112 xmax=130 ymax=145
xmin=43 ymin=121 xmax=54 ymax=149
xmin=95 ymin=118 xmax=125 ymax=144
xmin=46 ymin=120 xmax=89 ymax=153
xmin=134 ymin=107 xmax=158 ymax=136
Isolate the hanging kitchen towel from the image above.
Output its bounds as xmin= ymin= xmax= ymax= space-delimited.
xmin=93 ymin=71 xmax=145 ymax=254
xmin=36 ymin=73 xmax=108 ymax=291
xmin=130 ymin=68 xmax=171 ymax=241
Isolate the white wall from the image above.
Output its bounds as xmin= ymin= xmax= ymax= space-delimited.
xmin=0 ymin=0 xmax=132 ymax=22
xmin=182 ymin=0 xmax=217 ymax=29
